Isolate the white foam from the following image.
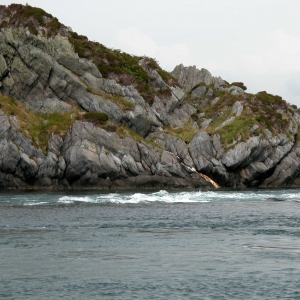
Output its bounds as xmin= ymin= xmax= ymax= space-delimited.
xmin=13 ymin=189 xmax=300 ymax=206
xmin=58 ymin=196 xmax=96 ymax=204
xmin=24 ymin=201 xmax=49 ymax=206
xmin=94 ymin=190 xmax=211 ymax=204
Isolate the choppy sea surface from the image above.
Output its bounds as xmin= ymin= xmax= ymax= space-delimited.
xmin=1 ymin=189 xmax=300 ymax=299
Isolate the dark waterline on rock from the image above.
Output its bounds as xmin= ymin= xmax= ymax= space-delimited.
xmin=1 ymin=189 xmax=300 ymax=299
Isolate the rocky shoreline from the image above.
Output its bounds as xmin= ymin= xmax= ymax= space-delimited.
xmin=1 ymin=5 xmax=300 ymax=189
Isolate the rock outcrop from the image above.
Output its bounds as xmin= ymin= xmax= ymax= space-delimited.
xmin=0 ymin=4 xmax=300 ymax=189
xmin=171 ymin=64 xmax=226 ymax=92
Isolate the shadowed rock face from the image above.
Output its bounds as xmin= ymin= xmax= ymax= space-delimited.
xmin=1 ymin=5 xmax=300 ymax=189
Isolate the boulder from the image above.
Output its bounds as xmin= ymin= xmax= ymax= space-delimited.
xmin=191 ymin=85 xmax=206 ymax=98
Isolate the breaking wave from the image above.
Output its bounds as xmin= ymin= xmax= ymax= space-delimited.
xmin=1 ymin=189 xmax=300 ymax=206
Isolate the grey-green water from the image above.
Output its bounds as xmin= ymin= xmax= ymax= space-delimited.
xmin=1 ymin=189 xmax=300 ymax=299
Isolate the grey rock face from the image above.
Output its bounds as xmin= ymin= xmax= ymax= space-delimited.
xmin=123 ymin=105 xmax=162 ymax=137
xmin=222 ymin=135 xmax=293 ymax=186
xmin=228 ymin=85 xmax=244 ymax=95
xmin=139 ymin=58 xmax=168 ymax=90
xmin=58 ymin=121 xmax=212 ymax=187
xmin=211 ymin=97 xmax=220 ymax=106
xmin=0 ymin=54 xmax=8 ymax=81
xmin=17 ymin=153 xmax=39 ymax=181
xmin=189 ymin=132 xmax=242 ymax=187
xmin=231 ymin=101 xmax=243 ymax=116
xmin=149 ymin=133 xmax=194 ymax=169
xmin=0 ymin=110 xmax=10 ymax=137
xmin=0 ymin=28 xmax=162 ymax=138
xmin=47 ymin=134 xmax=63 ymax=157
xmin=188 ymin=131 xmax=295 ymax=187
xmin=38 ymin=152 xmax=65 ymax=180
xmin=191 ymin=85 xmax=206 ymax=98
xmin=201 ymin=119 xmax=212 ymax=129
xmin=214 ymin=117 xmax=236 ymax=131
xmin=0 ymin=140 xmax=20 ymax=174
xmin=206 ymin=88 xmax=214 ymax=98
xmin=152 ymin=86 xmax=195 ymax=129
xmin=261 ymin=143 xmax=300 ymax=187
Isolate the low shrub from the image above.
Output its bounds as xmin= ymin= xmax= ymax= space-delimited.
xmin=118 ymin=98 xmax=134 ymax=110
xmin=83 ymin=112 xmax=108 ymax=124
xmin=24 ymin=6 xmax=51 ymax=26
xmin=156 ymin=88 xmax=172 ymax=99
xmin=231 ymin=82 xmax=247 ymax=91
xmin=191 ymin=113 xmax=198 ymax=121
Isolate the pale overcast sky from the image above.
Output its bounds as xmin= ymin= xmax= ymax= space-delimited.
xmin=2 ymin=0 xmax=300 ymax=106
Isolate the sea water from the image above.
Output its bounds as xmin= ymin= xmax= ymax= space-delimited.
xmin=1 ymin=189 xmax=300 ymax=299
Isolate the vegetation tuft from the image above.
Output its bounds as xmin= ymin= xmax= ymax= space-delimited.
xmin=165 ymin=121 xmax=200 ymax=144
xmin=83 ymin=112 xmax=108 ymax=125
xmin=231 ymin=82 xmax=247 ymax=91
xmin=214 ymin=116 xmax=255 ymax=147
xmin=86 ymin=86 xmax=134 ymax=111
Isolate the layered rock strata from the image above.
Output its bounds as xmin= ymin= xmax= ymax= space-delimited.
xmin=0 ymin=11 xmax=300 ymax=189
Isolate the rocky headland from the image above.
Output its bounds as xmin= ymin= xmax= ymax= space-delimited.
xmin=0 ymin=4 xmax=300 ymax=189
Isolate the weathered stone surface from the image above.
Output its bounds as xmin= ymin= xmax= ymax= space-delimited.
xmin=211 ymin=97 xmax=220 ymax=106
xmin=222 ymin=135 xmax=293 ymax=186
xmin=152 ymin=91 xmax=194 ymax=128
xmin=214 ymin=117 xmax=236 ymax=131
xmin=112 ymin=174 xmax=213 ymax=189
xmin=64 ymin=138 xmax=102 ymax=182
xmin=0 ymin=140 xmax=20 ymax=174
xmin=99 ymin=148 xmax=120 ymax=179
xmin=160 ymin=150 xmax=189 ymax=178
xmin=167 ymin=104 xmax=196 ymax=128
xmin=123 ymin=105 xmax=162 ymax=137
xmin=171 ymin=64 xmax=213 ymax=92
xmin=47 ymin=134 xmax=63 ymax=157
xmin=148 ymin=133 xmax=192 ymax=167
xmin=38 ymin=152 xmax=65 ymax=179
xmin=171 ymin=64 xmax=226 ymax=92
xmin=17 ymin=152 xmax=39 ymax=181
xmin=261 ymin=143 xmax=300 ymax=187
xmin=0 ymin=171 xmax=27 ymax=189
xmin=201 ymin=119 xmax=212 ymax=129
xmin=231 ymin=101 xmax=243 ymax=116
xmin=191 ymin=85 xmax=206 ymax=98
xmin=206 ymin=88 xmax=214 ymax=98
xmin=0 ymin=110 xmax=10 ymax=137
xmin=188 ymin=132 xmax=243 ymax=186
xmin=0 ymin=54 xmax=8 ymax=80
xmin=229 ymin=85 xmax=244 ymax=95
xmin=122 ymin=154 xmax=139 ymax=176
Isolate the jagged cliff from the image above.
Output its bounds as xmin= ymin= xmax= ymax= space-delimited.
xmin=0 ymin=4 xmax=299 ymax=189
